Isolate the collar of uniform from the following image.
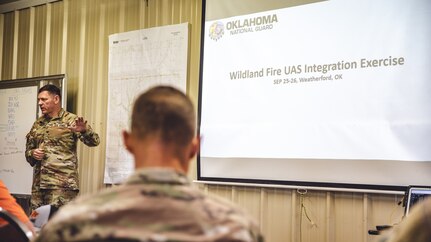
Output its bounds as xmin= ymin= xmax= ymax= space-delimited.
xmin=54 ymin=108 xmax=66 ymax=120
xmin=39 ymin=108 xmax=66 ymax=122
xmin=124 ymin=168 xmax=190 ymax=186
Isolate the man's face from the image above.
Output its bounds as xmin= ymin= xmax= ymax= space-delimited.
xmin=38 ymin=91 xmax=60 ymax=117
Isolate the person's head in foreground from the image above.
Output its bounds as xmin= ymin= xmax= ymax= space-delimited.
xmin=379 ymin=197 xmax=431 ymax=242
xmin=35 ymin=86 xmax=264 ymax=242
xmin=122 ymin=85 xmax=198 ymax=174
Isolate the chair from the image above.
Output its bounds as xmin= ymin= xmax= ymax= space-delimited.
xmin=0 ymin=207 xmax=33 ymax=242
xmin=30 ymin=204 xmax=57 ymax=231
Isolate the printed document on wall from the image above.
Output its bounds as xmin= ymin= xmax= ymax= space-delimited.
xmin=105 ymin=23 xmax=189 ymax=183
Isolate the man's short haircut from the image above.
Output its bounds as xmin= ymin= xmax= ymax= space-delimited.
xmin=131 ymin=86 xmax=195 ymax=147
xmin=39 ymin=84 xmax=61 ymax=100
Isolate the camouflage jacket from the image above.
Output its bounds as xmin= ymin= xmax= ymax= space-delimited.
xmin=25 ymin=109 xmax=99 ymax=191
xmin=34 ymin=168 xmax=264 ymax=242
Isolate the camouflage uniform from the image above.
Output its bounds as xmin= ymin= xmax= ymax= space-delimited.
xmin=378 ymin=198 xmax=431 ymax=242
xmin=25 ymin=108 xmax=99 ymax=210
xmin=35 ymin=168 xmax=264 ymax=242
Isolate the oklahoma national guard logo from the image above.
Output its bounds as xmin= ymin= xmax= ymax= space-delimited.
xmin=209 ymin=21 xmax=224 ymax=41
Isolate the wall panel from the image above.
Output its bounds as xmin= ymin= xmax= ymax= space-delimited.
xmin=0 ymin=14 xmax=3 ymax=78
xmin=80 ymin=0 xmax=106 ymax=193
xmin=124 ymin=0 xmax=140 ymax=31
xmin=32 ymin=5 xmax=47 ymax=76
xmin=1 ymin=12 xmax=14 ymax=79
xmin=0 ymin=1 xmax=405 ymax=241
xmin=16 ymin=9 xmax=30 ymax=78
xmin=262 ymin=188 xmax=293 ymax=242
xmin=49 ymin=2 xmax=64 ymax=74
xmin=65 ymin=0 xmax=82 ymax=112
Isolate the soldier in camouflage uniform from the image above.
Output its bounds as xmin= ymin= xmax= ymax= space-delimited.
xmin=25 ymin=84 xmax=99 ymax=211
xmin=35 ymin=86 xmax=264 ymax=242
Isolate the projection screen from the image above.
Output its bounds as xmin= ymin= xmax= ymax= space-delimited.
xmin=197 ymin=0 xmax=431 ymax=191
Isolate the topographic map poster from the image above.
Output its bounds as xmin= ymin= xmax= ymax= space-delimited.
xmin=104 ymin=23 xmax=189 ymax=183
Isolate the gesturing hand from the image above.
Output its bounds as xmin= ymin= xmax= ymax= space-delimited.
xmin=69 ymin=117 xmax=88 ymax=133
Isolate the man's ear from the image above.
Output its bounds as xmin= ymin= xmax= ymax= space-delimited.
xmin=179 ymin=136 xmax=200 ymax=174
xmin=122 ymin=130 xmax=134 ymax=153
xmin=188 ymin=136 xmax=200 ymax=159
xmin=53 ymin=95 xmax=60 ymax=105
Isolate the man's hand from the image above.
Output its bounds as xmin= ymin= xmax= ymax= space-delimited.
xmin=32 ymin=148 xmax=45 ymax=161
xmin=69 ymin=117 xmax=88 ymax=133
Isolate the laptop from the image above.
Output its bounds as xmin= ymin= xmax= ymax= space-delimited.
xmin=404 ymin=186 xmax=431 ymax=215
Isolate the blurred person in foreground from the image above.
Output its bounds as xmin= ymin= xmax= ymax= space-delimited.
xmin=0 ymin=179 xmax=35 ymax=234
xmin=379 ymin=197 xmax=431 ymax=242
xmin=35 ymin=86 xmax=264 ymax=242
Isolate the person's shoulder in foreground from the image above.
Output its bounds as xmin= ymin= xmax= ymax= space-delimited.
xmin=378 ymin=198 xmax=431 ymax=242
xmin=34 ymin=86 xmax=264 ymax=242
xmin=34 ymin=168 xmax=263 ymax=242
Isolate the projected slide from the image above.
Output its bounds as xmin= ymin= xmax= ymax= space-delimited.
xmin=199 ymin=0 xmax=431 ymax=189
